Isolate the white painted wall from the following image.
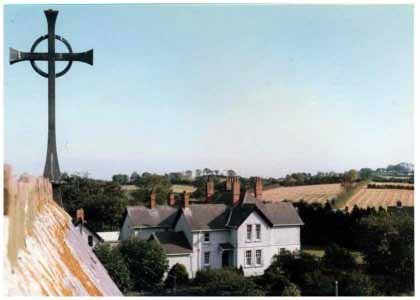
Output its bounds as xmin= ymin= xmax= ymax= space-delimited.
xmin=119 ymin=216 xmax=131 ymax=240
xmin=166 ymin=254 xmax=194 ymax=279
xmin=235 ymin=212 xmax=301 ymax=276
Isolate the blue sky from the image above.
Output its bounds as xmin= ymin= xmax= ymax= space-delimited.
xmin=4 ymin=4 xmax=413 ymax=179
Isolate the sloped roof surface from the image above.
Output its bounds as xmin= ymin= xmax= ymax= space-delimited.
xmin=183 ymin=204 xmax=230 ymax=230
xmin=227 ymin=193 xmax=303 ymax=227
xmin=127 ymin=205 xmax=178 ymax=228
xmin=150 ymin=231 xmax=192 ymax=254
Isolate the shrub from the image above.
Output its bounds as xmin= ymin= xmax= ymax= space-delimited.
xmin=193 ymin=268 xmax=263 ymax=296
xmin=164 ymin=263 xmax=189 ymax=289
xmin=282 ymin=283 xmax=301 ymax=296
xmin=94 ymin=244 xmax=132 ymax=293
xmin=119 ymin=239 xmax=168 ymax=291
xmin=323 ymin=243 xmax=357 ymax=271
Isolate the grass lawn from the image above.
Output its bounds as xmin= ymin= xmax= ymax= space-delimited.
xmin=302 ymin=246 xmax=364 ymax=264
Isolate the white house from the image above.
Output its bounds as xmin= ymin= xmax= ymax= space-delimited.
xmin=119 ymin=176 xmax=303 ymax=278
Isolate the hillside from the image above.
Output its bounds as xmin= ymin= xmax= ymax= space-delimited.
xmin=4 ymin=165 xmax=122 ymax=296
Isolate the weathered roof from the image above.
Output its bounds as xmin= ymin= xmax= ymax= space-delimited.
xmin=126 ymin=205 xmax=178 ymax=228
xmin=73 ymin=220 xmax=104 ymax=242
xmin=183 ymin=204 xmax=230 ymax=231
xmin=227 ymin=193 xmax=303 ymax=227
xmin=149 ymin=231 xmax=192 ymax=254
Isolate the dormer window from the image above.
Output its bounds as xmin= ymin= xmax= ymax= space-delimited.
xmin=256 ymin=224 xmax=261 ymax=240
xmin=204 ymin=232 xmax=210 ymax=243
xmin=246 ymin=224 xmax=252 ymax=241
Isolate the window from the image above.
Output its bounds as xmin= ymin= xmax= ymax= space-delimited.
xmin=88 ymin=235 xmax=93 ymax=247
xmin=256 ymin=249 xmax=262 ymax=265
xmin=204 ymin=251 xmax=210 ymax=265
xmin=246 ymin=224 xmax=252 ymax=241
xmin=204 ymin=232 xmax=210 ymax=243
xmin=256 ymin=224 xmax=261 ymax=240
xmin=245 ymin=250 xmax=252 ymax=266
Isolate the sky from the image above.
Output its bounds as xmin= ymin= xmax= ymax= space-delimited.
xmin=4 ymin=4 xmax=414 ymax=179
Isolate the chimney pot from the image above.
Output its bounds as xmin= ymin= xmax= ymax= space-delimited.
xmin=182 ymin=191 xmax=190 ymax=208
xmin=232 ymin=176 xmax=241 ymax=206
xmin=76 ymin=208 xmax=85 ymax=223
xmin=254 ymin=177 xmax=263 ymax=200
xmin=150 ymin=191 xmax=156 ymax=209
xmin=168 ymin=192 xmax=175 ymax=206
xmin=205 ymin=176 xmax=214 ymax=203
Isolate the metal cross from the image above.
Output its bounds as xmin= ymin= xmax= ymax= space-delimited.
xmin=9 ymin=9 xmax=93 ymax=187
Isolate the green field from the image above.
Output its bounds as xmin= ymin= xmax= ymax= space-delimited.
xmin=171 ymin=184 xmax=196 ymax=194
xmin=302 ymin=246 xmax=364 ymax=264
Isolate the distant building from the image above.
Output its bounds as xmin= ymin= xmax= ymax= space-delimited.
xmin=119 ymin=177 xmax=303 ymax=278
xmin=97 ymin=231 xmax=120 ymax=247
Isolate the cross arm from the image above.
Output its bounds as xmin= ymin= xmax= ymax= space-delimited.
xmin=9 ymin=48 xmax=93 ymax=65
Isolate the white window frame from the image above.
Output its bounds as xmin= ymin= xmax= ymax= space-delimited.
xmin=255 ymin=224 xmax=261 ymax=241
xmin=246 ymin=224 xmax=252 ymax=241
xmin=204 ymin=251 xmax=211 ymax=266
xmin=245 ymin=250 xmax=253 ymax=266
xmin=255 ymin=249 xmax=263 ymax=266
xmin=204 ymin=232 xmax=210 ymax=243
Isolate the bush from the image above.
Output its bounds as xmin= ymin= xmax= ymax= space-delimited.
xmin=94 ymin=244 xmax=132 ymax=293
xmin=192 ymin=268 xmax=264 ymax=296
xmin=282 ymin=283 xmax=301 ymax=296
xmin=164 ymin=263 xmax=189 ymax=289
xmin=338 ymin=271 xmax=377 ymax=296
xmin=119 ymin=239 xmax=168 ymax=292
xmin=323 ymin=243 xmax=357 ymax=271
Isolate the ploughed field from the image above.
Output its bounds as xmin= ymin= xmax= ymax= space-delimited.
xmin=262 ymin=182 xmax=414 ymax=209
xmin=262 ymin=183 xmax=343 ymax=203
xmin=345 ymin=184 xmax=414 ymax=209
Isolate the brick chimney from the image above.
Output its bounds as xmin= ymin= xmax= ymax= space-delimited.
xmin=76 ymin=208 xmax=85 ymax=223
xmin=226 ymin=176 xmax=233 ymax=191
xmin=232 ymin=177 xmax=241 ymax=206
xmin=205 ymin=176 xmax=214 ymax=203
xmin=182 ymin=191 xmax=190 ymax=208
xmin=254 ymin=177 xmax=263 ymax=200
xmin=168 ymin=192 xmax=175 ymax=206
xmin=150 ymin=190 xmax=156 ymax=209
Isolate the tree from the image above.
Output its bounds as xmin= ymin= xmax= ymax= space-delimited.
xmin=119 ymin=239 xmax=168 ymax=292
xmin=359 ymin=168 xmax=373 ymax=180
xmin=61 ymin=174 xmax=128 ymax=231
xmin=94 ymin=244 xmax=132 ymax=293
xmin=129 ymin=172 xmax=141 ymax=184
xmin=112 ymin=174 xmax=129 ymax=185
xmin=338 ymin=271 xmax=377 ymax=296
xmin=358 ymin=212 xmax=414 ymax=294
xmin=192 ymin=268 xmax=263 ymax=296
xmin=343 ymin=169 xmax=358 ymax=183
xmin=164 ymin=263 xmax=189 ymax=289
xmin=131 ymin=173 xmax=172 ymax=205
xmin=195 ymin=169 xmax=202 ymax=178
xmin=323 ymin=243 xmax=356 ymax=271
xmin=226 ymin=170 xmax=236 ymax=177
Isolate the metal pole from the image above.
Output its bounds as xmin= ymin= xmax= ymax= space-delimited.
xmin=335 ymin=280 xmax=338 ymax=296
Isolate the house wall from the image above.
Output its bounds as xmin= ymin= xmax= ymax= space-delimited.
xmin=119 ymin=216 xmax=131 ymax=240
xmin=190 ymin=230 xmax=231 ymax=277
xmin=166 ymin=254 xmax=194 ymax=279
xmin=235 ymin=212 xmax=300 ymax=276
